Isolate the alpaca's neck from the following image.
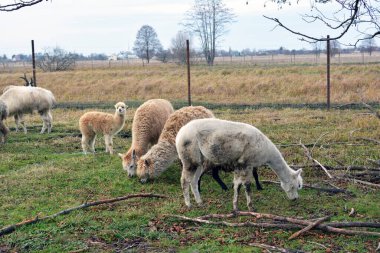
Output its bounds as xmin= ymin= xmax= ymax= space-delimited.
xmin=148 ymin=141 xmax=177 ymax=178
xmin=267 ymin=148 xmax=294 ymax=183
xmin=113 ymin=113 xmax=125 ymax=125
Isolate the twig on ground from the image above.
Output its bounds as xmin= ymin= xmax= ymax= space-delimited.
xmin=170 ymin=211 xmax=380 ymax=237
xmin=337 ymin=177 xmax=380 ymax=189
xmin=299 ymin=141 xmax=333 ymax=179
xmin=261 ymin=180 xmax=353 ymax=195
xmin=0 ymin=193 xmax=167 ymax=237
xmin=249 ymin=242 xmax=303 ymax=253
xmin=289 ymin=216 xmax=331 ymax=240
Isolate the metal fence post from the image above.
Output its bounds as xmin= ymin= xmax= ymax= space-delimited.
xmin=31 ymin=40 xmax=37 ymax=86
xmin=326 ymin=35 xmax=331 ymax=110
xmin=186 ymin=40 xmax=191 ymax=106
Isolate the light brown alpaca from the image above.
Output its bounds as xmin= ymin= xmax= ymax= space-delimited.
xmin=79 ymin=102 xmax=127 ymax=155
xmin=118 ymin=99 xmax=174 ymax=176
xmin=136 ymin=106 xmax=214 ymax=182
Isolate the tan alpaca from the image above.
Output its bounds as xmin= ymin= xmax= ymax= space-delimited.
xmin=118 ymin=99 xmax=174 ymax=177
xmin=136 ymin=106 xmax=214 ymax=182
xmin=79 ymin=102 xmax=127 ymax=155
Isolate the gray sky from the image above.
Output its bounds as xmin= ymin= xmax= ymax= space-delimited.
xmin=0 ymin=0 xmax=375 ymax=56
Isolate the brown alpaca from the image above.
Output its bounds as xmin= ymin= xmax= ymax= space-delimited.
xmin=136 ymin=106 xmax=214 ymax=182
xmin=79 ymin=102 xmax=127 ymax=155
xmin=118 ymin=99 xmax=174 ymax=176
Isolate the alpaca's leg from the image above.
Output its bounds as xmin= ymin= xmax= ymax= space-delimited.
xmin=108 ymin=136 xmax=114 ymax=154
xmin=46 ymin=111 xmax=53 ymax=133
xmin=190 ymin=165 xmax=204 ymax=206
xmin=89 ymin=135 xmax=96 ymax=153
xmin=14 ymin=115 xmax=19 ymax=132
xmin=212 ymin=166 xmax=228 ymax=191
xmin=81 ymin=135 xmax=90 ymax=154
xmin=18 ymin=114 xmax=27 ymax=134
xmin=243 ymin=170 xmax=254 ymax=211
xmin=233 ymin=171 xmax=242 ymax=212
xmin=104 ymin=135 xmax=113 ymax=154
xmin=181 ymin=166 xmax=194 ymax=208
xmin=253 ymin=167 xmax=263 ymax=190
xmin=40 ymin=112 xmax=47 ymax=133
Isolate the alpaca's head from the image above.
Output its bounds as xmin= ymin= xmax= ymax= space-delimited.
xmin=114 ymin=102 xmax=127 ymax=115
xmin=136 ymin=155 xmax=156 ymax=183
xmin=280 ymin=168 xmax=303 ymax=200
xmin=119 ymin=149 xmax=138 ymax=177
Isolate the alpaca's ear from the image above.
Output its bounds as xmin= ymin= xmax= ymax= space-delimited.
xmin=118 ymin=153 xmax=123 ymax=159
xmin=295 ymin=169 xmax=302 ymax=176
xmin=132 ymin=149 xmax=136 ymax=159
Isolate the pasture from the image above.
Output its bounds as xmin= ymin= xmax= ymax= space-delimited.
xmin=0 ymin=63 xmax=379 ymax=252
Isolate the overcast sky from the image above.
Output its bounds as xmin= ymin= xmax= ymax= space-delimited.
xmin=0 ymin=0 xmax=376 ymax=56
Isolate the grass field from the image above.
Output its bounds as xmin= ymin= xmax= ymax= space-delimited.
xmin=0 ymin=63 xmax=379 ymax=252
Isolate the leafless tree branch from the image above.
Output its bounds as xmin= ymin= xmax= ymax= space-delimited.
xmin=0 ymin=193 xmax=167 ymax=237
xmin=0 ymin=0 xmax=47 ymax=11
xmin=265 ymin=0 xmax=380 ymax=45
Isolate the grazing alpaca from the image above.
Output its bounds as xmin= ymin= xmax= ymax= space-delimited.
xmin=79 ymin=102 xmax=127 ymax=155
xmin=176 ymin=118 xmax=303 ymax=211
xmin=0 ymin=85 xmax=56 ymax=140
xmin=118 ymin=99 xmax=174 ymax=176
xmin=136 ymin=106 xmax=215 ymax=183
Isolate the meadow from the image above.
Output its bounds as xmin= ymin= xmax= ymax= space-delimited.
xmin=0 ymin=63 xmax=379 ymax=252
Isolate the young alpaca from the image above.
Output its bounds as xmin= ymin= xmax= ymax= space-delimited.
xmin=136 ymin=106 xmax=215 ymax=183
xmin=118 ymin=99 xmax=174 ymax=177
xmin=176 ymin=118 xmax=303 ymax=211
xmin=79 ymin=102 xmax=127 ymax=155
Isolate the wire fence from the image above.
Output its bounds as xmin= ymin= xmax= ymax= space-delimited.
xmin=1 ymin=52 xmax=380 ymax=73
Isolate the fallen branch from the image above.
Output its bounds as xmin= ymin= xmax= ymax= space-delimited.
xmin=300 ymin=141 xmax=333 ymax=179
xmin=249 ymin=242 xmax=302 ymax=253
xmin=261 ymin=180 xmax=353 ymax=195
xmin=169 ymin=214 xmax=301 ymax=229
xmin=291 ymin=164 xmax=380 ymax=172
xmin=0 ymin=193 xmax=167 ymax=237
xmin=337 ymin=177 xmax=380 ymax=189
xmin=355 ymin=137 xmax=380 ymax=145
xmin=170 ymin=211 xmax=380 ymax=238
xmin=289 ymin=216 xmax=330 ymax=240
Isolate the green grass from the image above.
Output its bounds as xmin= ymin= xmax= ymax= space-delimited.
xmin=0 ymin=107 xmax=379 ymax=252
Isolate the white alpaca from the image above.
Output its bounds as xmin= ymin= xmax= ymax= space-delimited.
xmin=0 ymin=85 xmax=56 ymax=142
xmin=118 ymin=99 xmax=174 ymax=176
xmin=176 ymin=118 xmax=303 ymax=211
xmin=79 ymin=102 xmax=127 ymax=155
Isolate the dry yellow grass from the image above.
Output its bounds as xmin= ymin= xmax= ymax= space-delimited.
xmin=0 ymin=63 xmax=379 ymax=104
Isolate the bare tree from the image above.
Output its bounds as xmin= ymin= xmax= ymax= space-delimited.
xmin=0 ymin=0 xmax=48 ymax=11
xmin=312 ymin=41 xmax=322 ymax=60
xmin=263 ymin=0 xmax=380 ymax=45
xmin=155 ymin=49 xmax=172 ymax=63
xmin=330 ymin=40 xmax=341 ymax=57
xmin=360 ymin=36 xmax=377 ymax=55
xmin=133 ymin=25 xmax=162 ymax=64
xmin=37 ymin=47 xmax=76 ymax=72
xmin=171 ymin=31 xmax=195 ymax=64
xmin=183 ymin=0 xmax=236 ymax=66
